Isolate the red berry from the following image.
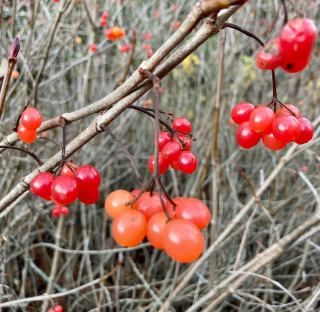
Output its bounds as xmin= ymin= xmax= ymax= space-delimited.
xmin=295 ymin=117 xmax=313 ymax=144
xmin=54 ymin=305 xmax=63 ymax=312
xmin=52 ymin=206 xmax=61 ymax=217
xmin=280 ymin=18 xmax=317 ymax=62
xmin=172 ymin=118 xmax=192 ymax=134
xmin=256 ymin=38 xmax=283 ymax=70
xmin=30 ymin=172 xmax=54 ymax=199
xmin=281 ymin=53 xmax=312 ymax=73
xmin=59 ymin=207 xmax=69 ymax=216
xmin=99 ymin=18 xmax=107 ymax=27
xmin=144 ymin=33 xmax=152 ymax=40
xmin=301 ymin=166 xmax=308 ymax=172
xmin=154 ymin=10 xmax=159 ymax=17
xmin=18 ymin=124 xmax=37 ymax=143
xmin=162 ymin=142 xmax=182 ymax=162
xmin=165 ymin=197 xmax=184 ymax=218
xmin=90 ymin=44 xmax=97 ymax=52
xmin=61 ymin=162 xmax=78 ymax=176
xmin=131 ymin=190 xmax=140 ymax=197
xmin=177 ymin=151 xmax=197 ymax=174
xmin=102 ymin=12 xmax=109 ymax=19
xmin=120 ymin=44 xmax=131 ymax=53
xmin=51 ymin=176 xmax=79 ymax=206
xmin=249 ymin=106 xmax=275 ymax=134
xmin=78 ymin=188 xmax=100 ymax=204
xmin=147 ymin=212 xmax=168 ymax=249
xmin=172 ymin=135 xmax=192 ymax=151
xmin=143 ymin=44 xmax=151 ymax=50
xmin=170 ymin=160 xmax=180 ymax=171
xmin=148 ymin=153 xmax=170 ymax=175
xmin=272 ymin=116 xmax=301 ymax=143
xmin=231 ymin=102 xmax=255 ymax=124
xmin=236 ymin=121 xmax=261 ymax=149
xmin=73 ymin=165 xmax=101 ymax=191
xmin=21 ymin=107 xmax=42 ymax=130
xmin=275 ymin=104 xmax=301 ymax=118
xmin=157 ymin=132 xmax=171 ymax=151
xmin=48 ymin=310 xmax=56 ymax=312
xmin=173 ymin=21 xmax=180 ymax=29
xmin=262 ymin=133 xmax=287 ymax=150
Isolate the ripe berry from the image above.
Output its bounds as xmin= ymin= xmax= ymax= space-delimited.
xmin=60 ymin=206 xmax=69 ymax=216
xmin=262 ymin=133 xmax=287 ymax=150
xmin=173 ymin=21 xmax=180 ymax=29
xmin=61 ymin=162 xmax=78 ymax=176
xmin=281 ymin=54 xmax=312 ymax=73
xmin=236 ymin=121 xmax=261 ymax=149
xmin=275 ymin=104 xmax=301 ymax=118
xmin=54 ymin=305 xmax=63 ymax=312
xmin=52 ymin=206 xmax=61 ymax=217
xmin=162 ymin=142 xmax=182 ymax=162
xmin=158 ymin=132 xmax=171 ymax=151
xmin=30 ymin=172 xmax=54 ymax=199
xmin=177 ymin=151 xmax=197 ymax=174
xmin=154 ymin=10 xmax=159 ymax=17
xmin=112 ymin=210 xmax=147 ymax=247
xmin=272 ymin=116 xmax=301 ymax=143
xmin=172 ymin=118 xmax=192 ymax=134
xmin=18 ymin=124 xmax=37 ymax=143
xmin=75 ymin=37 xmax=82 ymax=44
xmin=165 ymin=197 xmax=184 ymax=218
xmin=99 ymin=18 xmax=107 ymax=27
xmin=144 ymin=33 xmax=152 ymax=40
xmin=172 ymin=135 xmax=192 ymax=151
xmin=249 ymin=106 xmax=275 ymax=134
xmin=120 ymin=44 xmax=131 ymax=53
xmin=162 ymin=219 xmax=204 ymax=263
xmin=51 ymin=175 xmax=79 ymax=206
xmin=12 ymin=70 xmax=19 ymax=79
xmin=147 ymin=212 xmax=168 ymax=249
xmin=143 ymin=44 xmax=151 ymax=50
xmin=175 ymin=198 xmax=211 ymax=230
xmin=148 ymin=153 xmax=170 ymax=175
xmin=73 ymin=165 xmax=101 ymax=191
xmin=48 ymin=310 xmax=56 ymax=312
xmin=295 ymin=117 xmax=313 ymax=144
xmin=105 ymin=26 xmax=126 ymax=40
xmin=78 ymin=188 xmax=100 ymax=205
xmin=90 ymin=44 xmax=97 ymax=52
xmin=301 ymin=166 xmax=308 ymax=172
xmin=105 ymin=190 xmax=134 ymax=218
xmin=231 ymin=102 xmax=255 ymax=124
xmin=256 ymin=38 xmax=283 ymax=70
xmin=102 ymin=12 xmax=109 ymax=19
xmin=170 ymin=161 xmax=180 ymax=171
xmin=131 ymin=190 xmax=140 ymax=197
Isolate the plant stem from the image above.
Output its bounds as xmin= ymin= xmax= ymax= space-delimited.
xmin=0 ymin=146 xmax=43 ymax=165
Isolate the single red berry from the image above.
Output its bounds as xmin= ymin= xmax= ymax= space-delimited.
xmin=177 ymin=151 xmax=197 ymax=174
xmin=143 ymin=44 xmax=151 ymax=50
xmin=281 ymin=53 xmax=312 ymax=73
xmin=159 ymin=88 xmax=163 ymax=94
xmin=21 ymin=107 xmax=42 ymax=130
xmin=148 ymin=153 xmax=170 ymax=175
xmin=90 ymin=44 xmax=97 ymax=52
xmin=18 ymin=124 xmax=37 ymax=143
xmin=256 ymin=38 xmax=283 ymax=70
xmin=30 ymin=172 xmax=54 ymax=199
xmin=157 ymin=132 xmax=172 ymax=151
xmin=120 ymin=44 xmax=131 ymax=53
xmin=162 ymin=142 xmax=182 ymax=162
xmin=236 ymin=121 xmax=261 ymax=149
xmin=54 ymin=305 xmax=63 ymax=312
xmin=301 ymin=166 xmax=308 ymax=172
xmin=154 ymin=10 xmax=159 ymax=17
xmin=48 ymin=310 xmax=56 ymax=312
xmin=173 ymin=21 xmax=180 ymax=29
xmin=59 ymin=206 xmax=69 ymax=216
xmin=170 ymin=160 xmax=181 ymax=171
xmin=131 ymin=190 xmax=141 ymax=197
xmin=231 ymin=102 xmax=255 ymax=124
xmin=102 ymin=12 xmax=109 ymax=19
xmin=249 ymin=106 xmax=275 ymax=134
xmin=73 ymin=165 xmax=101 ymax=191
xmin=52 ymin=206 xmax=61 ymax=217
xmin=99 ymin=18 xmax=107 ymax=27
xmin=272 ymin=116 xmax=301 ymax=143
xmin=51 ymin=175 xmax=79 ymax=205
xmin=78 ymin=188 xmax=100 ymax=204
xmin=144 ymin=33 xmax=152 ymax=40
xmin=61 ymin=162 xmax=78 ymax=176
xmin=172 ymin=118 xmax=192 ymax=134
xmin=262 ymin=133 xmax=287 ymax=150
xmin=275 ymin=104 xmax=301 ymax=118
xmin=294 ymin=117 xmax=313 ymax=144
xmin=172 ymin=135 xmax=192 ymax=151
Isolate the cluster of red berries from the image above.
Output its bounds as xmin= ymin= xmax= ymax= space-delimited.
xmin=257 ymin=18 xmax=317 ymax=73
xmin=52 ymin=205 xmax=69 ymax=217
xmin=232 ymin=103 xmax=313 ymax=150
xmin=17 ymin=107 xmax=42 ymax=143
xmin=105 ymin=190 xmax=211 ymax=262
xmin=30 ymin=164 xmax=101 ymax=215
xmin=99 ymin=11 xmax=109 ymax=27
xmin=48 ymin=305 xmax=63 ymax=312
xmin=105 ymin=26 xmax=126 ymax=41
xmin=148 ymin=118 xmax=197 ymax=175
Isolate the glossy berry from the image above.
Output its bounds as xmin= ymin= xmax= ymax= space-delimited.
xmin=102 ymin=12 xmax=109 ymax=19
xmin=295 ymin=117 xmax=313 ymax=144
xmin=170 ymin=160 xmax=180 ymax=171
xmin=281 ymin=54 xmax=311 ymax=73
xmin=172 ymin=135 xmax=192 ymax=151
xmin=147 ymin=212 xmax=168 ymax=249
xmin=236 ymin=121 xmax=261 ymax=149
xmin=249 ymin=106 xmax=275 ymax=134
xmin=112 ymin=210 xmax=147 ymax=247
xmin=52 ymin=206 xmax=61 ymax=217
xmin=135 ymin=192 xmax=168 ymax=221
xmin=21 ymin=107 xmax=42 ymax=130
xmin=73 ymin=165 xmax=101 ymax=191
xmin=78 ymin=188 xmax=100 ymax=205
xmin=61 ymin=162 xmax=78 ymax=176
xmin=60 ymin=206 xmax=69 ymax=216
xmin=162 ymin=142 xmax=182 ymax=162
xmin=30 ymin=172 xmax=54 ymax=199
xmin=231 ymin=102 xmax=255 ymax=124
xmin=12 ymin=70 xmax=19 ymax=79
xmin=262 ymin=133 xmax=287 ymax=150
xmin=90 ymin=44 xmax=97 ymax=52
xmin=177 ymin=151 xmax=197 ymax=174
xmin=148 ymin=153 xmax=170 ymax=175
xmin=256 ymin=38 xmax=283 ymax=70
xmin=165 ymin=197 xmax=183 ymax=219
xmin=158 ymin=132 xmax=171 ymax=151
xmin=175 ymin=198 xmax=211 ymax=230
xmin=105 ymin=190 xmax=134 ymax=218
xmin=162 ymin=219 xmax=204 ymax=263
xmin=272 ymin=116 xmax=301 ymax=143
xmin=99 ymin=18 xmax=107 ymax=27
xmin=18 ymin=124 xmax=37 ymax=143
xmin=275 ymin=104 xmax=301 ymax=118
xmin=172 ymin=118 xmax=192 ymax=134
xmin=54 ymin=305 xmax=63 ymax=312
xmin=51 ymin=175 xmax=79 ymax=206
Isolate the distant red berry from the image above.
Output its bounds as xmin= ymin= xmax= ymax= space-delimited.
xmin=172 ymin=4 xmax=178 ymax=11
xmin=148 ymin=153 xmax=170 ymax=175
xmin=78 ymin=188 xmax=100 ymax=205
xmin=154 ymin=10 xmax=159 ymax=17
xmin=90 ymin=44 xmax=97 ymax=52
xmin=172 ymin=118 xmax=192 ymax=134
xmin=177 ymin=151 xmax=197 ymax=174
xmin=54 ymin=305 xmax=63 ymax=312
xmin=147 ymin=49 xmax=153 ymax=58
xmin=301 ymin=166 xmax=308 ymax=172
xmin=173 ymin=21 xmax=180 ymax=29
xmin=52 ymin=206 xmax=61 ymax=217
xmin=144 ymin=33 xmax=152 ymax=40
xmin=236 ymin=121 xmax=261 ymax=149
xmin=99 ymin=18 xmax=107 ymax=27
xmin=102 ymin=12 xmax=109 ymax=19
xmin=120 ymin=44 xmax=131 ymax=53
xmin=143 ymin=44 xmax=151 ymax=50
xmin=231 ymin=102 xmax=255 ymax=124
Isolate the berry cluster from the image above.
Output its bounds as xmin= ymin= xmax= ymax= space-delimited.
xmin=257 ymin=18 xmax=317 ymax=73
xmin=148 ymin=118 xmax=197 ymax=175
xmin=232 ymin=102 xmax=313 ymax=150
xmin=30 ymin=164 xmax=101 ymax=215
xmin=17 ymin=107 xmax=42 ymax=143
xmin=105 ymin=26 xmax=126 ymax=41
xmin=105 ymin=190 xmax=211 ymax=263
xmin=99 ymin=11 xmax=109 ymax=27
xmin=48 ymin=305 xmax=63 ymax=312
xmin=52 ymin=205 xmax=69 ymax=217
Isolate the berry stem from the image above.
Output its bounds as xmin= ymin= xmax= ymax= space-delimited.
xmin=102 ymin=125 xmax=142 ymax=190
xmin=0 ymin=145 xmax=43 ymax=165
xmin=159 ymin=179 xmax=176 ymax=208
xmin=12 ymin=99 xmax=30 ymax=132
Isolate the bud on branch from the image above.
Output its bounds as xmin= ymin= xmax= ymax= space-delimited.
xmin=10 ymin=37 xmax=20 ymax=59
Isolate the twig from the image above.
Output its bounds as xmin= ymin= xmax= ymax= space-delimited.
xmin=0 ymin=146 xmax=43 ymax=165
xmin=12 ymin=99 xmax=30 ymax=132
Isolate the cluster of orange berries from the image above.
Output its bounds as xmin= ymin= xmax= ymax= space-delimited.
xmin=105 ymin=190 xmax=210 ymax=263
